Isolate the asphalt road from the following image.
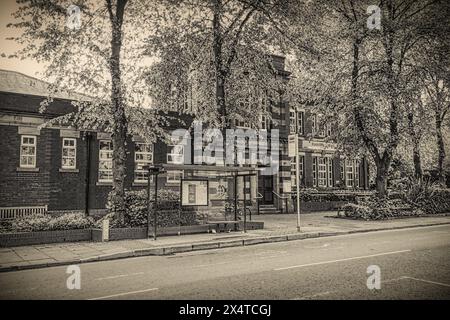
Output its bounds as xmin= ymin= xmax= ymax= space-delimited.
xmin=0 ymin=225 xmax=449 ymax=300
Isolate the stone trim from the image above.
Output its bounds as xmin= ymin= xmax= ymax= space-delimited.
xmin=18 ymin=126 xmax=40 ymax=136
xmin=59 ymin=129 xmax=80 ymax=138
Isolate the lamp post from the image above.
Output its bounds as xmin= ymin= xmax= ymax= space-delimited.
xmin=144 ymin=165 xmax=165 ymax=240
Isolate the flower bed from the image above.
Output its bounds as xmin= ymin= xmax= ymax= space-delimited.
xmin=0 ymin=229 xmax=92 ymax=247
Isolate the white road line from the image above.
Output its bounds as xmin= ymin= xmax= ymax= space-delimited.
xmin=290 ymin=291 xmax=335 ymax=300
xmin=88 ymin=288 xmax=159 ymax=300
xmin=192 ymin=261 xmax=230 ymax=268
xmin=402 ymin=276 xmax=450 ymax=288
xmin=273 ymin=249 xmax=412 ymax=271
xmin=95 ymin=272 xmax=145 ymax=281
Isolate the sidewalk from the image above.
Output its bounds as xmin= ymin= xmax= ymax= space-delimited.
xmin=1 ymin=211 xmax=450 ymax=272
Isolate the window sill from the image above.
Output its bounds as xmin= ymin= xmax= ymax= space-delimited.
xmin=166 ymin=181 xmax=181 ymax=185
xmin=96 ymin=181 xmax=113 ymax=186
xmin=132 ymin=182 xmax=149 ymax=187
xmin=59 ymin=168 xmax=79 ymax=173
xmin=17 ymin=167 xmax=39 ymax=172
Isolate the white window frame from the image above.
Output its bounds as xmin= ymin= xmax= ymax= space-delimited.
xmin=317 ymin=157 xmax=327 ymax=187
xmin=134 ymin=142 xmax=153 ymax=183
xmin=166 ymin=170 xmax=183 ymax=184
xmin=297 ymin=111 xmax=304 ymax=135
xmin=260 ymin=114 xmax=268 ymax=131
xmin=346 ymin=159 xmax=354 ymax=188
xmin=61 ymin=138 xmax=77 ymax=169
xmin=98 ymin=140 xmax=113 ymax=183
xmin=355 ymin=160 xmax=360 ymax=188
xmin=289 ymin=107 xmax=297 ymax=134
xmin=327 ymin=157 xmax=333 ymax=187
xmin=20 ymin=135 xmax=37 ymax=168
xmin=167 ymin=144 xmax=184 ymax=164
xmin=291 ymin=155 xmax=305 ymax=187
xmin=313 ymin=156 xmax=317 ymax=187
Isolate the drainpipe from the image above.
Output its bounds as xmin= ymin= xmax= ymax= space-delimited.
xmin=84 ymin=132 xmax=92 ymax=216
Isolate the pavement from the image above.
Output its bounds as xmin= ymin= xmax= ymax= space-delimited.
xmin=0 ymin=224 xmax=449 ymax=299
xmin=1 ymin=211 xmax=450 ymax=272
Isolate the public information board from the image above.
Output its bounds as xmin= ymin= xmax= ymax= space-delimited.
xmin=181 ymin=179 xmax=209 ymax=206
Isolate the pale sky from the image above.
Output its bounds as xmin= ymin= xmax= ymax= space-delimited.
xmin=0 ymin=0 xmax=44 ymax=78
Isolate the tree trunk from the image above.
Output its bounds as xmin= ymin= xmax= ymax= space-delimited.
xmin=435 ymin=115 xmax=446 ymax=184
xmin=407 ymin=111 xmax=423 ymax=182
xmin=107 ymin=0 xmax=128 ymax=222
xmin=212 ymin=0 xmax=227 ymax=128
xmin=413 ymin=143 xmax=423 ymax=182
xmin=375 ymin=158 xmax=390 ymax=198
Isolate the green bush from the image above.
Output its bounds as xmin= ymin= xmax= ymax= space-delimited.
xmin=295 ymin=190 xmax=372 ymax=202
xmin=341 ymin=197 xmax=425 ymax=220
xmin=410 ymin=188 xmax=450 ymax=214
xmin=104 ymin=189 xmax=198 ymax=228
xmin=1 ymin=213 xmax=94 ymax=233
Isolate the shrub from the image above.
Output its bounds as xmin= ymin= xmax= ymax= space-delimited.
xmin=410 ymin=188 xmax=450 ymax=214
xmin=1 ymin=213 xmax=94 ymax=233
xmin=104 ymin=189 xmax=199 ymax=228
xmin=402 ymin=178 xmax=450 ymax=214
xmin=295 ymin=190 xmax=373 ymax=203
xmin=341 ymin=197 xmax=425 ymax=220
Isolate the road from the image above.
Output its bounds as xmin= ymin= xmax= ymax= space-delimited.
xmin=0 ymin=224 xmax=449 ymax=300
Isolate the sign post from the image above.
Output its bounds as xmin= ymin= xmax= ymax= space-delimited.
xmin=289 ymin=134 xmax=301 ymax=232
xmin=295 ymin=142 xmax=301 ymax=232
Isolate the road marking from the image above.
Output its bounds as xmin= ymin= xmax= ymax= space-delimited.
xmin=401 ymin=276 xmax=450 ymax=288
xmin=88 ymin=288 xmax=159 ymax=300
xmin=192 ymin=261 xmax=229 ymax=268
xmin=95 ymin=272 xmax=145 ymax=281
xmin=291 ymin=291 xmax=335 ymax=300
xmin=304 ymin=243 xmax=330 ymax=249
xmin=273 ymin=249 xmax=412 ymax=271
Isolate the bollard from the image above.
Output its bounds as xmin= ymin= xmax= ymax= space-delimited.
xmin=102 ymin=218 xmax=109 ymax=242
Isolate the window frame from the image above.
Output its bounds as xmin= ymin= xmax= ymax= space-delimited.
xmin=345 ymin=159 xmax=354 ymax=188
xmin=20 ymin=135 xmax=37 ymax=168
xmin=134 ymin=142 xmax=154 ymax=183
xmin=317 ymin=157 xmax=327 ymax=187
xmin=289 ymin=107 xmax=297 ymax=134
xmin=61 ymin=138 xmax=77 ymax=169
xmin=167 ymin=144 xmax=184 ymax=164
xmin=166 ymin=170 xmax=184 ymax=184
xmin=297 ymin=111 xmax=304 ymax=135
xmin=98 ymin=140 xmax=113 ymax=183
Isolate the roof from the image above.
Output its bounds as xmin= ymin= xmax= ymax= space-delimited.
xmin=0 ymin=69 xmax=88 ymax=101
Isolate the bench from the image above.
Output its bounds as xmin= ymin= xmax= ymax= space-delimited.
xmin=0 ymin=206 xmax=48 ymax=220
xmin=208 ymin=220 xmax=240 ymax=233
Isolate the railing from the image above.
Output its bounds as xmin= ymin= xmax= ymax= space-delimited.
xmin=272 ymin=191 xmax=290 ymax=214
xmin=255 ymin=192 xmax=263 ymax=215
xmin=0 ymin=206 xmax=48 ymax=220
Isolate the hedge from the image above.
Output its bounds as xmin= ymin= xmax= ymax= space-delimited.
xmin=104 ymin=189 xmax=199 ymax=228
xmin=0 ymin=213 xmax=94 ymax=233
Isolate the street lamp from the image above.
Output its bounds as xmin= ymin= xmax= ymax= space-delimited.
xmin=144 ymin=164 xmax=166 ymax=240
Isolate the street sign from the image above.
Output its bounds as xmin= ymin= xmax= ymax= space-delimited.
xmin=288 ymin=134 xmax=297 ymax=157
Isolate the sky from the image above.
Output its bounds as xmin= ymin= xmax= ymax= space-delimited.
xmin=0 ymin=0 xmax=44 ymax=78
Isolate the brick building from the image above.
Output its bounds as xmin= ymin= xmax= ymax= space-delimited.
xmin=0 ymin=57 xmax=369 ymax=217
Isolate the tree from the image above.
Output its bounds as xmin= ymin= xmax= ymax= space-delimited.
xmin=7 ymin=0 xmax=167 ymax=221
xmin=287 ymin=0 xmax=449 ymax=197
xmin=145 ymin=0 xmax=315 ymax=131
xmin=421 ymin=72 xmax=450 ymax=183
